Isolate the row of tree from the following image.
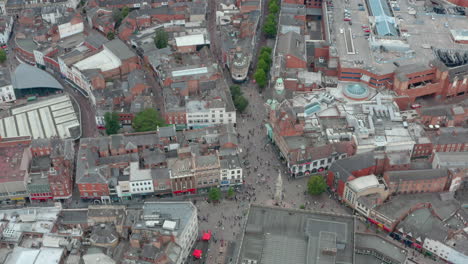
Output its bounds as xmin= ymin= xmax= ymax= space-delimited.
xmin=207 ymin=175 xmax=326 ymax=204
xmin=208 ymin=187 xmax=235 ymax=202
xmin=263 ymin=0 xmax=280 ymax=38
xmin=230 ymin=85 xmax=249 ymax=112
xmin=254 ymin=47 xmax=273 ymax=88
xmin=104 ymin=108 xmax=166 ymax=135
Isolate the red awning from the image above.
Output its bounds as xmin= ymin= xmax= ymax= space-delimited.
xmin=193 ymin=249 xmax=202 ymax=259
xmin=202 ymin=231 xmax=211 ymax=241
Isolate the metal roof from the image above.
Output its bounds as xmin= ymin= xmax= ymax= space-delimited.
xmin=369 ymin=0 xmax=397 ymax=36
xmin=12 ymin=64 xmax=63 ymax=90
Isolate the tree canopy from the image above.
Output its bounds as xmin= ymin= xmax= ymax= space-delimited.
xmin=230 ymin=85 xmax=242 ymax=98
xmin=269 ymin=0 xmax=280 ymax=14
xmin=113 ymin=7 xmax=130 ymax=28
xmin=234 ymin=95 xmax=248 ymax=112
xmin=154 ymin=29 xmax=169 ymax=49
xmin=104 ymin=112 xmax=120 ymax=135
xmin=132 ymin=108 xmax=166 ymax=132
xmin=227 ymin=187 xmax=235 ymax=198
xmin=254 ymin=68 xmax=267 ymax=88
xmin=263 ymin=14 xmax=277 ymax=38
xmin=230 ymin=85 xmax=248 ymax=112
xmin=307 ymin=175 xmax=327 ymax=195
xmin=106 ymin=31 xmax=115 ymax=40
xmin=208 ymin=188 xmax=221 ymax=202
xmin=257 ymin=59 xmax=269 ymax=73
xmin=0 ymin=49 xmax=6 ymax=63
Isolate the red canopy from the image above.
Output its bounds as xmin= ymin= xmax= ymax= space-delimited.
xmin=202 ymin=231 xmax=211 ymax=241
xmin=193 ymin=249 xmax=202 ymax=259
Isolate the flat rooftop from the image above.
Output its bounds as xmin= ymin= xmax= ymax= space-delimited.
xmin=375 ymin=193 xmax=461 ymax=223
xmin=238 ymin=205 xmax=355 ymax=264
xmin=0 ymin=95 xmax=80 ymax=140
xmin=329 ymin=0 xmax=468 ymax=75
xmin=355 ymin=233 xmax=407 ymax=263
xmin=0 ymin=144 xmax=28 ymax=183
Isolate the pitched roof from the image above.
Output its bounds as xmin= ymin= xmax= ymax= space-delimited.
xmin=328 ymin=152 xmax=376 ymax=182
xmin=276 ymin=31 xmax=306 ymax=62
xmin=104 ymin=39 xmax=136 ymax=60
xmin=385 ymin=169 xmax=448 ymax=182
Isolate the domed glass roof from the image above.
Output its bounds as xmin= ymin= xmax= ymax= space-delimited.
xmin=346 ymin=84 xmax=366 ymax=95
xmin=343 ymin=83 xmax=370 ymax=99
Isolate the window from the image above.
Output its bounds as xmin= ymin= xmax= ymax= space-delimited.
xmin=313 ymin=161 xmax=317 ymax=167
xmin=320 ymin=160 xmax=325 ymax=165
xmin=237 ymin=170 xmax=241 ymax=173
xmin=231 ymin=171 xmax=235 ymax=174
xmin=327 ymin=158 xmax=332 ymax=163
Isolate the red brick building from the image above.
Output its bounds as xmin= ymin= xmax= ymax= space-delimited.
xmin=29 ymin=139 xmax=75 ymax=201
xmin=446 ymin=0 xmax=468 ymax=7
xmin=383 ymin=169 xmax=450 ymax=195
xmin=429 ymin=127 xmax=468 ymax=152
xmin=327 ymin=152 xmax=380 ymax=198
xmin=76 ymin=133 xmax=172 ymax=200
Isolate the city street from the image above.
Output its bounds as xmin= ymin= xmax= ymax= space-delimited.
xmin=194 ymin=81 xmax=352 ymax=263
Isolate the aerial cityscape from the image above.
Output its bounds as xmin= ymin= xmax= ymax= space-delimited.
xmin=0 ymin=0 xmax=466 ymax=263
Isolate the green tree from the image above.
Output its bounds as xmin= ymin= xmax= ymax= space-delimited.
xmin=133 ymin=108 xmax=166 ymax=132
xmin=234 ymin=95 xmax=249 ymax=112
xmin=257 ymin=59 xmax=269 ymax=73
xmin=208 ymin=188 xmax=221 ymax=202
xmin=106 ymin=31 xmax=115 ymax=40
xmin=259 ymin=52 xmax=272 ymax=66
xmin=227 ymin=187 xmax=235 ymax=198
xmin=154 ymin=29 xmax=169 ymax=49
xmin=260 ymin=46 xmax=272 ymax=55
xmin=263 ymin=14 xmax=277 ymax=38
xmin=254 ymin=68 xmax=267 ymax=88
xmin=104 ymin=112 xmax=120 ymax=135
xmin=121 ymin=6 xmax=130 ymax=18
xmin=0 ymin=49 xmax=6 ymax=63
xmin=307 ymin=175 xmax=327 ymax=195
xmin=269 ymin=0 xmax=279 ymax=14
xmin=230 ymin=85 xmax=242 ymax=98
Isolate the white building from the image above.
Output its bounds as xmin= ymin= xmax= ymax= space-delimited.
xmin=142 ymin=202 xmax=198 ymax=264
xmin=423 ymin=238 xmax=468 ymax=264
xmin=0 ymin=69 xmax=15 ymax=103
xmin=220 ymin=155 xmax=243 ymax=187
xmin=0 ymin=16 xmax=13 ymax=44
xmin=186 ymin=99 xmax=236 ymax=129
xmin=343 ymin=174 xmax=389 ymax=217
xmin=41 ymin=6 xmax=66 ymax=24
xmin=129 ymin=162 xmax=154 ymax=196
xmin=58 ymin=15 xmax=84 ymax=39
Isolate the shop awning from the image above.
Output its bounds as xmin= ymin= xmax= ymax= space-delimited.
xmin=202 ymin=231 xmax=211 ymax=241
xmin=193 ymin=249 xmax=202 ymax=259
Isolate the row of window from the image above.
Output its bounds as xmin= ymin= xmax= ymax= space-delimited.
xmin=188 ymin=113 xmax=232 ymax=118
xmin=131 ymin=182 xmax=151 ymax=187
xmin=293 ymin=155 xmax=346 ymax=172
xmin=222 ymin=175 xmax=242 ymax=180
xmin=133 ymin=187 xmax=152 ymax=192
xmin=188 ymin=119 xmax=233 ymax=123
xmin=197 ymin=179 xmax=219 ymax=185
